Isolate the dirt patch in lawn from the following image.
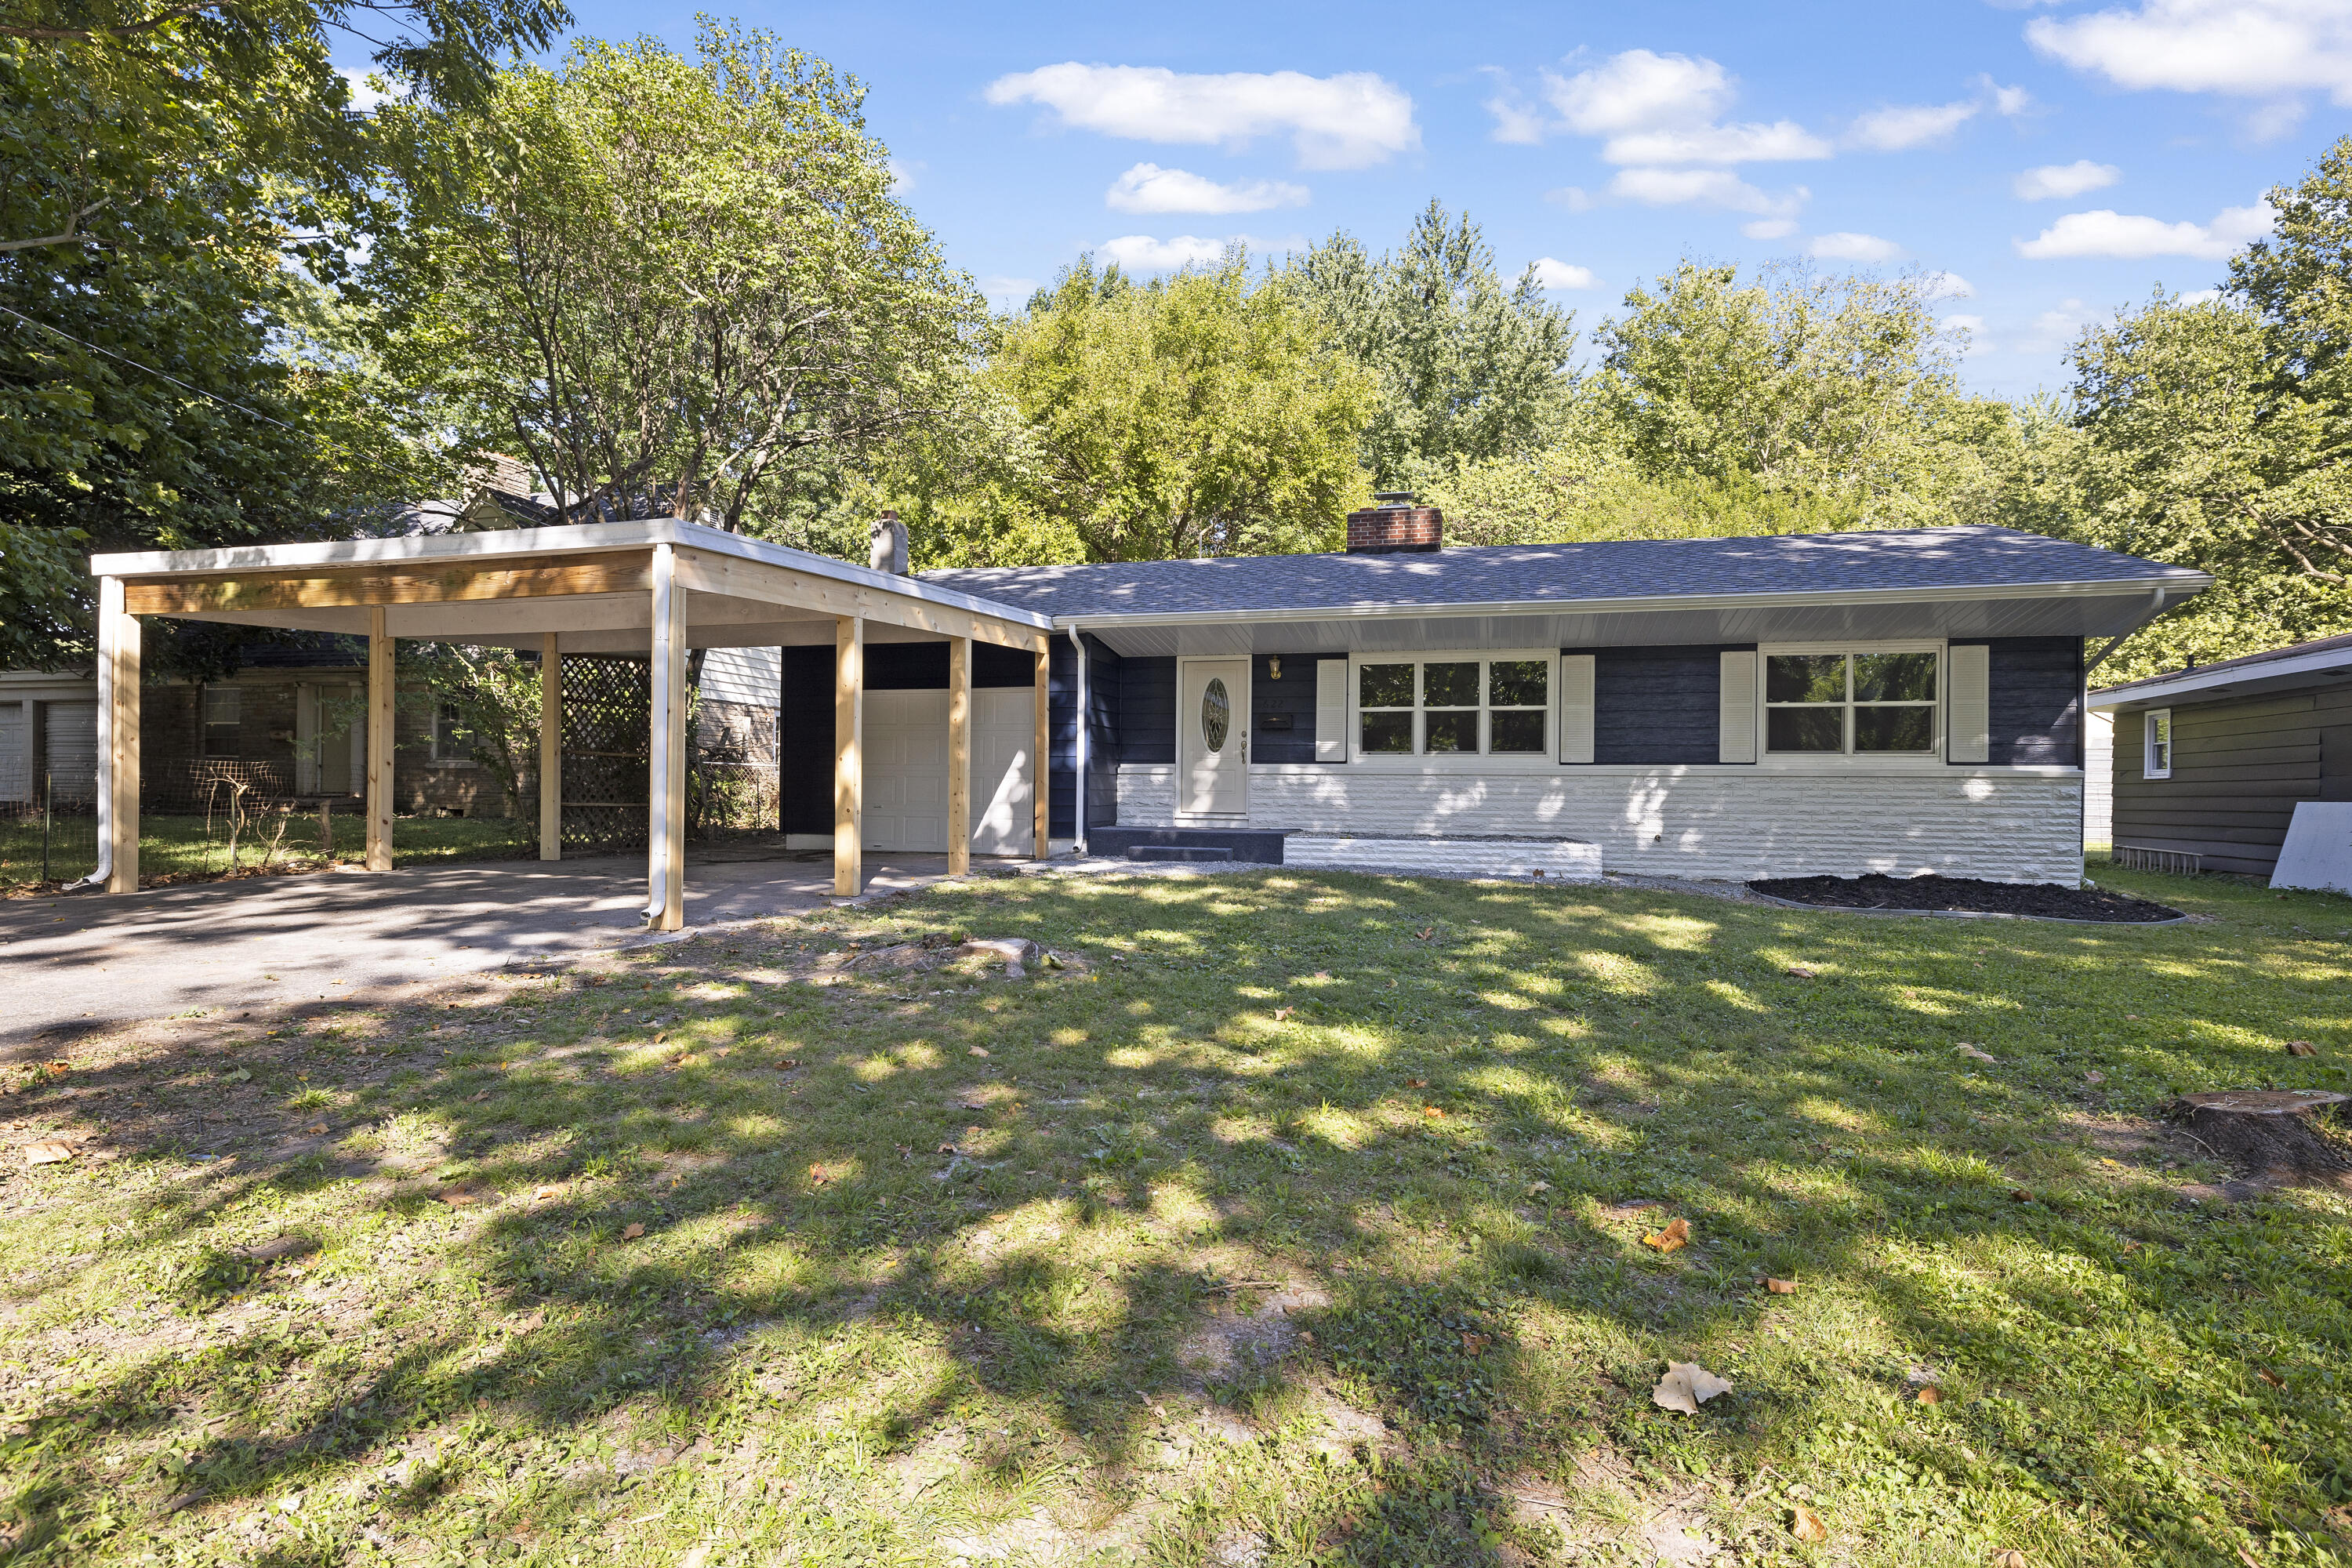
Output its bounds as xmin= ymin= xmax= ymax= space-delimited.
xmin=1748 ymin=872 xmax=2183 ymax=923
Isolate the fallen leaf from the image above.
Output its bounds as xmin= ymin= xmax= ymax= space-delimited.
xmin=1415 ymin=927 xmax=1435 ymax=941
xmin=808 ymin=1163 xmax=831 ymax=1185
xmin=1916 ymin=1385 xmax=1943 ymax=1405
xmin=1791 ymin=1503 xmax=1828 ymax=1542
xmin=2010 ymin=1189 xmax=2034 ymax=1203
xmin=621 ymin=1221 xmax=644 ymax=1240
xmin=1313 ymin=971 xmax=1329 ymax=980
xmin=1272 ymin=1007 xmax=1294 ymax=1022
xmin=1643 ymin=1217 xmax=1690 ymax=1254
xmin=1526 ymin=1181 xmax=1552 ymax=1195
xmin=969 ymin=1047 xmax=989 ymax=1058
xmin=1406 ymin=1078 xmax=1428 ymax=1089
xmin=470 ymin=1090 xmax=491 ymax=1102
xmin=1991 ymin=1553 xmax=2028 ymax=1568
xmin=1652 ymin=1360 xmax=1733 ymax=1414
xmin=1766 ymin=1276 xmax=1798 ymax=1294
xmin=440 ymin=1189 xmax=475 ymax=1207
xmin=2238 ymin=1548 xmax=2265 ymax=1568
xmin=2288 ymin=1041 xmax=2317 ymax=1057
xmin=938 ymin=1143 xmax=958 ymax=1155
xmin=1460 ymin=1331 xmax=1490 ymax=1356
xmin=24 ymin=1140 xmax=75 ymax=1166
xmin=307 ymin=1123 xmax=328 ymax=1135
xmin=1786 ymin=965 xmax=1817 ymax=979
xmin=533 ymin=1185 xmax=563 ymax=1202
xmin=2122 ymin=1240 xmax=2145 ymax=1254
xmin=2259 ymin=1368 xmax=2285 ymax=1387
xmin=1423 ymin=1106 xmax=1445 ymax=1119
xmin=1958 ymin=1044 xmax=2000 ymax=1063
xmin=2085 ymin=1069 xmax=2107 ymax=1084
xmin=775 ymin=1057 xmax=800 ymax=1069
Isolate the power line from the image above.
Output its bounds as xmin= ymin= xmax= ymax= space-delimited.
xmin=0 ymin=299 xmax=314 ymax=437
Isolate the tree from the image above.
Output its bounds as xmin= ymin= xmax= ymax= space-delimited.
xmin=0 ymin=0 xmax=566 ymax=671
xmin=365 ymin=24 xmax=980 ymax=535
xmin=1287 ymin=202 xmax=1573 ymax=487
xmin=969 ymin=253 xmax=1376 ymax=562
xmin=1592 ymin=260 xmax=1987 ymax=523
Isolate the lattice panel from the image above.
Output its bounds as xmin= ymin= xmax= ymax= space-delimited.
xmin=561 ymin=655 xmax=650 ymax=851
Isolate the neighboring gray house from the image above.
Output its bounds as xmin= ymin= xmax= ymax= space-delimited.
xmin=2089 ymin=633 xmax=2352 ymax=877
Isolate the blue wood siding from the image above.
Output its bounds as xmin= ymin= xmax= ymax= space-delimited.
xmin=1954 ymin=637 xmax=2083 ymax=765
xmin=1120 ymin=658 xmax=1177 ymax=765
xmin=1084 ymin=636 xmax=1120 ymax=830
xmin=1251 ymin=655 xmax=1323 ymax=764
xmin=1573 ymin=644 xmax=1751 ymax=765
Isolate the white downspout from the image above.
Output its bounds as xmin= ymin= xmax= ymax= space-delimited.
xmin=1068 ymin=622 xmax=1088 ymax=856
xmin=65 ymin=577 xmax=120 ymax=893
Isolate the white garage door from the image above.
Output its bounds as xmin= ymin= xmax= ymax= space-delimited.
xmin=858 ymin=687 xmax=1035 ymax=856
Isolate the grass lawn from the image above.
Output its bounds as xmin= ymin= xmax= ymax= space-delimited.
xmin=3 ymin=865 xmax=2350 ymax=1566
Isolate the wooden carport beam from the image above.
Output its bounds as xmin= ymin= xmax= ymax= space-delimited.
xmin=647 ymin=546 xmax=688 ymax=931
xmin=366 ymin=607 xmax=394 ymax=872
xmin=834 ymin=615 xmax=864 ymax=898
xmin=100 ymin=577 xmax=141 ymax=894
xmin=948 ymin=636 xmax=971 ymax=877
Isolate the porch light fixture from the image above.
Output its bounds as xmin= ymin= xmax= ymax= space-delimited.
xmin=1269 ymin=657 xmax=1283 ymax=681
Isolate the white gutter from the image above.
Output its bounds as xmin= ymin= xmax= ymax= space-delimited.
xmin=2089 ymin=643 xmax=2352 ymax=709
xmin=1069 ymin=622 xmax=1087 ymax=855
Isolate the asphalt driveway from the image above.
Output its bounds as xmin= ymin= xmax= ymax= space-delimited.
xmin=0 ymin=851 xmax=956 ymax=1050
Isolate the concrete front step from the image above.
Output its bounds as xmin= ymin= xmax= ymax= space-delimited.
xmin=1283 ymin=836 xmax=1603 ymax=880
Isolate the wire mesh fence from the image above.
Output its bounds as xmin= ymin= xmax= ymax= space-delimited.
xmin=0 ymin=778 xmax=99 ymax=890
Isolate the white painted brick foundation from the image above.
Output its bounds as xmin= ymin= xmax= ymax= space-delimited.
xmin=1284 ymin=837 xmax=1605 ymax=880
xmin=1115 ymin=763 xmax=2085 ymax=884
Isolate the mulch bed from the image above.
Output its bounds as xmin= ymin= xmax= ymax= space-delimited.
xmin=1747 ymin=873 xmax=2184 ymax=924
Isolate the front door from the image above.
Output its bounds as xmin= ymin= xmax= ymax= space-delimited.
xmin=1178 ymin=658 xmax=1250 ymax=818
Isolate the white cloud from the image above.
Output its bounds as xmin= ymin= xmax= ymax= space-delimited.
xmin=1809 ymin=231 xmax=1904 ymax=262
xmin=1610 ymin=166 xmax=1808 ymax=217
xmin=982 ymin=275 xmax=1039 ymax=303
xmin=1544 ymin=185 xmax=1596 ymax=212
xmin=1529 ymin=257 xmax=1599 ymax=290
xmin=1943 ymin=313 xmax=1989 ymax=353
xmin=1849 ymin=100 xmax=1980 ymax=151
xmin=887 ymin=159 xmax=922 ymax=194
xmin=2020 ymin=299 xmax=2092 ymax=354
xmin=2180 ymin=286 xmax=2225 ymax=303
xmin=1105 ymin=163 xmax=1308 ymax=215
xmin=340 ymin=69 xmax=390 ymax=111
xmin=2014 ymin=159 xmax=2122 ymax=200
xmin=1985 ymin=79 xmax=2034 ymax=116
xmin=1925 ymin=270 xmax=1976 ymax=299
xmin=1599 ymin=122 xmax=1831 ymax=165
xmin=985 ymin=64 xmax=1418 ymax=169
xmin=2016 ymin=201 xmax=2273 ymax=259
xmin=1490 ymin=49 xmax=1826 ymax=162
xmin=1096 ymin=234 xmax=1305 ymax=272
xmin=2027 ymin=0 xmax=2352 ymax=125
xmin=1742 ymin=217 xmax=1799 ymax=239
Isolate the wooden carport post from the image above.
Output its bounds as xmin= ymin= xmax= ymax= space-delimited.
xmin=1032 ymin=636 xmax=1051 ymax=860
xmin=947 ymin=636 xmax=971 ymax=876
xmin=99 ymin=577 xmax=141 ymax=894
xmin=539 ymin=631 xmax=561 ymax=861
xmin=646 ymin=546 xmax=687 ymax=931
xmin=365 ymin=606 xmax=394 ymax=871
xmin=834 ymin=616 xmax=863 ymax=897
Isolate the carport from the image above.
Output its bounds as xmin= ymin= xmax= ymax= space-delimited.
xmin=86 ymin=520 xmax=1055 ymax=927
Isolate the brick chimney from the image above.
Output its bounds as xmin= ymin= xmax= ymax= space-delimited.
xmin=1345 ymin=491 xmax=1443 ymax=554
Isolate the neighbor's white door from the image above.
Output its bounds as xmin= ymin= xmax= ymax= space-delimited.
xmin=863 ymin=689 xmax=950 ymax=852
xmin=1178 ymin=658 xmax=1250 ymax=818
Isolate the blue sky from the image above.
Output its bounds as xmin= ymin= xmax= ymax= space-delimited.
xmin=411 ymin=0 xmax=2352 ymax=398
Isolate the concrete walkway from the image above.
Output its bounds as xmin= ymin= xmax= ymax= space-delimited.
xmin=0 ymin=851 xmax=957 ymax=1050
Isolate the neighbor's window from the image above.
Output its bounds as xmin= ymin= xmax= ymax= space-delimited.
xmin=431 ymin=701 xmax=476 ymax=764
xmin=2143 ymin=709 xmax=2172 ymax=779
xmin=201 ymin=685 xmax=240 ymax=757
xmin=1764 ymin=650 xmax=1939 ymax=755
xmin=1357 ymin=658 xmax=1550 ymax=756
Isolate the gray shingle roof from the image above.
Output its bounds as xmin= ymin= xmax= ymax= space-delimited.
xmin=920 ymin=525 xmax=2205 ymax=621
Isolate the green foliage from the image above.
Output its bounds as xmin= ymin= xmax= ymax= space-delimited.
xmin=365 ymin=24 xmax=980 ymax=538
xmin=1287 ymin=201 xmax=1574 ymax=488
xmin=957 ymin=252 xmax=1377 ymax=562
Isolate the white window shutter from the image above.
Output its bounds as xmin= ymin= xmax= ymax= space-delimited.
xmin=1719 ymin=651 xmax=1756 ymax=763
xmin=1314 ymin=659 xmax=1347 ymax=761
xmin=1559 ymin=654 xmax=1595 ymax=764
xmin=1948 ymin=644 xmax=1989 ymax=763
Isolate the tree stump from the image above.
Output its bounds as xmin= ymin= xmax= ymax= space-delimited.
xmin=2168 ymin=1091 xmax=2352 ymax=1179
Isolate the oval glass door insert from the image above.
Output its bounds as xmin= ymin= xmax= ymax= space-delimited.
xmin=1201 ymin=678 xmax=1231 ymax=753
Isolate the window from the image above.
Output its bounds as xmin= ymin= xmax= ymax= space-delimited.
xmin=1763 ymin=649 xmax=1939 ymax=756
xmin=2143 ymin=709 xmax=2172 ymax=779
xmin=1356 ymin=656 xmax=1551 ymax=757
xmin=431 ymin=700 xmax=475 ymax=764
xmin=201 ymin=685 xmax=240 ymax=757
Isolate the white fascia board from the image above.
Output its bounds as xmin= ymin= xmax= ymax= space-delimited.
xmin=1040 ymin=574 xmax=2210 ymax=633
xmin=2089 ymin=644 xmax=2352 ymax=709
xmin=89 ymin=518 xmax=1053 ymax=632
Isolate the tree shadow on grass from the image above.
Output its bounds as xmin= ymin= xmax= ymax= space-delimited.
xmin=4 ymin=866 xmax=2350 ymax=1565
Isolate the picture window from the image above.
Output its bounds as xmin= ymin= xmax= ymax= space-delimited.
xmin=1763 ymin=650 xmax=1939 ymax=756
xmin=1356 ymin=657 xmax=1551 ymax=757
